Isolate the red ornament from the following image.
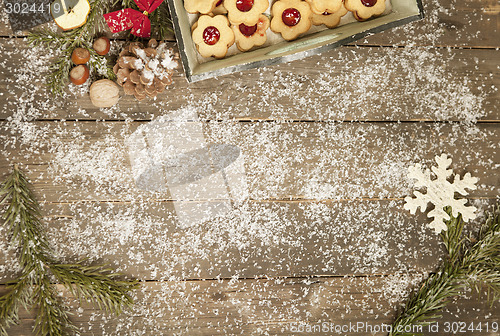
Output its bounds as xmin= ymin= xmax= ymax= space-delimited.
xmin=104 ymin=0 xmax=164 ymax=38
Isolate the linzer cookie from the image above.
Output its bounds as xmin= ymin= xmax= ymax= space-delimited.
xmin=184 ymin=0 xmax=220 ymax=14
xmin=305 ymin=0 xmax=342 ymax=15
xmin=271 ymin=0 xmax=312 ymax=40
xmin=344 ymin=0 xmax=385 ymax=21
xmin=212 ymin=0 xmax=228 ymax=14
xmin=231 ymin=14 xmax=270 ymax=51
xmin=311 ymin=4 xmax=348 ymax=28
xmin=225 ymin=0 xmax=269 ymax=25
xmin=192 ymin=15 xmax=235 ymax=58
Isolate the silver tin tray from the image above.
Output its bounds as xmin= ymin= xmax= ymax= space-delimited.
xmin=167 ymin=0 xmax=424 ymax=82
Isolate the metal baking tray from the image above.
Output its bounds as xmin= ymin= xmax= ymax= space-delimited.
xmin=167 ymin=0 xmax=424 ymax=82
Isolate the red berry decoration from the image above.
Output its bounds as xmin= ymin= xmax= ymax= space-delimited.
xmin=236 ymin=0 xmax=254 ymax=12
xmin=282 ymin=8 xmax=301 ymax=26
xmin=203 ymin=26 xmax=221 ymax=45
xmin=239 ymin=23 xmax=258 ymax=36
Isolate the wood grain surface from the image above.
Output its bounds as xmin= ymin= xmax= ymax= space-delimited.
xmin=0 ymin=0 xmax=499 ymax=334
xmin=1 ymin=278 xmax=498 ymax=335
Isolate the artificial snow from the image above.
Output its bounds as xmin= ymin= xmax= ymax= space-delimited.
xmin=0 ymin=0 xmax=498 ymax=333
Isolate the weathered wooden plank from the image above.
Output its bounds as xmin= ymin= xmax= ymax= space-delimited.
xmin=0 ymin=199 xmax=441 ymax=281
xmin=1 ymin=198 xmax=498 ymax=281
xmin=1 ymin=278 xmax=498 ymax=335
xmin=0 ymin=0 xmax=498 ymax=49
xmin=0 ymin=39 xmax=498 ymax=122
xmin=0 ymin=122 xmax=498 ymax=203
xmin=360 ymin=0 xmax=500 ymax=48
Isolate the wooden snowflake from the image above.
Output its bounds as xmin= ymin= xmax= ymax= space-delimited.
xmin=404 ymin=154 xmax=478 ymax=234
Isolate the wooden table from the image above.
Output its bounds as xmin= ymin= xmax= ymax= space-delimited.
xmin=0 ymin=0 xmax=499 ymax=335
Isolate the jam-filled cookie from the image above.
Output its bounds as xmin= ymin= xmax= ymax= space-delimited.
xmin=184 ymin=0 xmax=219 ymax=14
xmin=212 ymin=0 xmax=228 ymax=14
xmin=311 ymin=4 xmax=347 ymax=28
xmin=231 ymin=14 xmax=270 ymax=51
xmin=192 ymin=15 xmax=235 ymax=58
xmin=270 ymin=0 xmax=312 ymax=40
xmin=225 ymin=0 xmax=269 ymax=25
xmin=305 ymin=0 xmax=342 ymax=15
xmin=344 ymin=0 xmax=385 ymax=21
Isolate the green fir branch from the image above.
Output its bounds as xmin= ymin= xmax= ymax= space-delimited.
xmin=440 ymin=207 xmax=465 ymax=261
xmin=32 ymin=277 xmax=75 ymax=336
xmin=390 ymin=263 xmax=463 ymax=335
xmin=0 ymin=165 xmax=138 ymax=336
xmin=27 ymin=0 xmax=114 ymax=96
xmin=390 ymin=206 xmax=500 ymax=336
xmin=50 ymin=263 xmax=138 ymax=315
xmin=0 ymin=276 xmax=31 ymax=336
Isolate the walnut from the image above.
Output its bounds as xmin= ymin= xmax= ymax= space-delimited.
xmin=89 ymin=79 xmax=120 ymax=108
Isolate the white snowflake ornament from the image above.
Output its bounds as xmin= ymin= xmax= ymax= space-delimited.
xmin=404 ymin=154 xmax=478 ymax=234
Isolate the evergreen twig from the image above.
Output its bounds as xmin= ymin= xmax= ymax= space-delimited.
xmin=0 ymin=276 xmax=31 ymax=336
xmin=390 ymin=206 xmax=500 ymax=336
xmin=27 ymin=0 xmax=115 ymax=96
xmin=0 ymin=165 xmax=139 ymax=336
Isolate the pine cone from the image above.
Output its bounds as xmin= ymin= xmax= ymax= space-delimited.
xmin=114 ymin=39 xmax=178 ymax=101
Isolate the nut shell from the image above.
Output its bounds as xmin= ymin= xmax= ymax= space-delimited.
xmin=69 ymin=64 xmax=89 ymax=85
xmin=93 ymin=37 xmax=111 ymax=56
xmin=71 ymin=48 xmax=90 ymax=65
xmin=89 ymin=79 xmax=120 ymax=108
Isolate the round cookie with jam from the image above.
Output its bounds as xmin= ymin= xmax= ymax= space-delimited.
xmin=192 ymin=15 xmax=235 ymax=58
xmin=311 ymin=4 xmax=347 ymax=28
xmin=270 ymin=0 xmax=312 ymax=41
xmin=225 ymin=0 xmax=269 ymax=25
xmin=344 ymin=0 xmax=385 ymax=21
xmin=184 ymin=0 xmax=220 ymax=14
xmin=305 ymin=0 xmax=342 ymax=15
xmin=231 ymin=14 xmax=270 ymax=51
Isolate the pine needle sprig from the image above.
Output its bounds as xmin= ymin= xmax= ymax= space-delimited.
xmin=390 ymin=263 xmax=463 ymax=335
xmin=440 ymin=207 xmax=465 ymax=261
xmin=27 ymin=0 xmax=114 ymax=96
xmin=460 ymin=206 xmax=500 ymax=303
xmin=0 ymin=166 xmax=52 ymax=270
xmin=0 ymin=276 xmax=31 ymax=336
xmin=390 ymin=206 xmax=500 ymax=336
xmin=0 ymin=165 xmax=139 ymax=335
xmin=32 ymin=276 xmax=75 ymax=336
xmin=50 ymin=263 xmax=138 ymax=315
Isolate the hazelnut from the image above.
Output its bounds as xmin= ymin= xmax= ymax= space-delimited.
xmin=71 ymin=48 xmax=90 ymax=65
xmin=93 ymin=37 xmax=111 ymax=56
xmin=69 ymin=64 xmax=89 ymax=85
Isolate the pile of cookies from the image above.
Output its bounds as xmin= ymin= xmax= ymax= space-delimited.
xmin=186 ymin=0 xmax=386 ymax=58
